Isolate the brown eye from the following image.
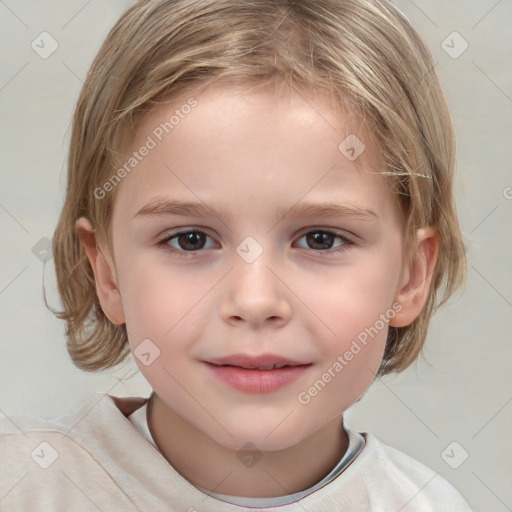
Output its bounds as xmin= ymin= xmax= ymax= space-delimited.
xmin=295 ymin=230 xmax=353 ymax=253
xmin=158 ymin=230 xmax=217 ymax=255
xmin=305 ymin=231 xmax=336 ymax=250
xmin=175 ymin=231 xmax=207 ymax=251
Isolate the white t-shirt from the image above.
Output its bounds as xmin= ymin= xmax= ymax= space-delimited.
xmin=0 ymin=393 xmax=472 ymax=511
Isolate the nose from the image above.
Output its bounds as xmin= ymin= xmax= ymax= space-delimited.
xmin=219 ymin=249 xmax=292 ymax=329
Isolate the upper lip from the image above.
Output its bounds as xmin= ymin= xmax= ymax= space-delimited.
xmin=205 ymin=353 xmax=311 ymax=370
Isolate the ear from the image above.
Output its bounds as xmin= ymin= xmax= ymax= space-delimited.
xmin=390 ymin=227 xmax=439 ymax=328
xmin=75 ymin=217 xmax=125 ymax=325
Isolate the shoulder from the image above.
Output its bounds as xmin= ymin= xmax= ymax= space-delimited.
xmin=0 ymin=394 xmax=147 ymax=512
xmin=0 ymin=393 xmax=146 ymax=444
xmin=348 ymin=433 xmax=472 ymax=511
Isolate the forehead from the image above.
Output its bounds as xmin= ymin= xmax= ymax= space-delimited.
xmin=111 ymin=83 xmax=396 ymax=224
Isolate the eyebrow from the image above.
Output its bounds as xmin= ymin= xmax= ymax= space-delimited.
xmin=133 ymin=199 xmax=378 ymax=223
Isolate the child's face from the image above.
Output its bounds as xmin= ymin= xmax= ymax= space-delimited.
xmin=98 ymin=84 xmax=421 ymax=451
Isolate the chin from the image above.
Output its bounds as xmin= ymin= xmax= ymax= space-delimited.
xmin=205 ymin=417 xmax=311 ymax=453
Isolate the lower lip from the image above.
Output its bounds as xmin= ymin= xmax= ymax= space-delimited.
xmin=204 ymin=362 xmax=311 ymax=393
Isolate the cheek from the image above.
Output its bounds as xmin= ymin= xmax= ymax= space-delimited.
xmin=306 ymin=249 xmax=400 ymax=387
xmin=317 ymin=255 xmax=400 ymax=339
xmin=297 ymin=283 xmax=392 ymax=417
xmin=117 ymin=250 xmax=198 ymax=333
xmin=117 ymin=260 xmax=213 ymax=368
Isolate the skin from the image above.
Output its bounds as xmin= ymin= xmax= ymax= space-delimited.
xmin=77 ymin=84 xmax=438 ymax=498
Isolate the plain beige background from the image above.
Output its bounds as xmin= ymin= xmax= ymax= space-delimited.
xmin=0 ymin=1 xmax=511 ymax=510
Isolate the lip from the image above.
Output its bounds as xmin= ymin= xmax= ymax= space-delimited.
xmin=202 ymin=353 xmax=312 ymax=393
xmin=206 ymin=353 xmax=309 ymax=369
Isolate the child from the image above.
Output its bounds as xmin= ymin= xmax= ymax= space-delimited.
xmin=0 ymin=0 xmax=471 ymax=510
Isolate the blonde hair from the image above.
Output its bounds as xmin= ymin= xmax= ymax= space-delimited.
xmin=50 ymin=0 xmax=466 ymax=375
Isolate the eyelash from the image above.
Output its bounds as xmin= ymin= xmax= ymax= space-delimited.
xmin=156 ymin=229 xmax=355 ymax=258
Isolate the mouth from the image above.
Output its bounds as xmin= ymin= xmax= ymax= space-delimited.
xmin=204 ymin=353 xmax=311 ymax=370
xmin=207 ymin=362 xmax=305 ymax=370
xmin=202 ymin=353 xmax=312 ymax=393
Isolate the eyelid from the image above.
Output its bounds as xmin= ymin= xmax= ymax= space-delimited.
xmin=294 ymin=225 xmax=357 ymax=242
xmin=293 ymin=229 xmax=355 ymax=251
xmin=157 ymin=228 xmax=219 ymax=246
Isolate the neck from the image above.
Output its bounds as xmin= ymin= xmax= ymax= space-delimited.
xmin=147 ymin=393 xmax=348 ymax=498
